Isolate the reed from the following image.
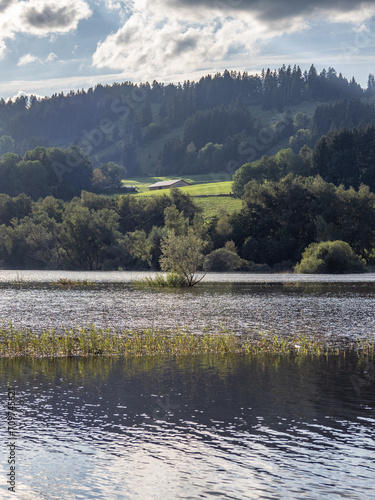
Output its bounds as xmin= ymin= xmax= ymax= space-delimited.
xmin=0 ymin=323 xmax=374 ymax=358
xmin=136 ymin=272 xmax=187 ymax=287
xmin=50 ymin=278 xmax=94 ymax=288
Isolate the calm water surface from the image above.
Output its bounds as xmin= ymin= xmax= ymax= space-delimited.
xmin=0 ymin=271 xmax=375 ymax=338
xmin=0 ymin=354 xmax=374 ymax=499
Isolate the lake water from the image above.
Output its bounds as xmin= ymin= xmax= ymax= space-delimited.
xmin=0 ymin=271 xmax=374 ymax=498
xmin=0 ymin=271 xmax=375 ymax=338
xmin=0 ymin=354 xmax=374 ymax=499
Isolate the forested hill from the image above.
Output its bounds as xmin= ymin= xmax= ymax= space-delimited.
xmin=1 ymin=64 xmax=375 ymax=177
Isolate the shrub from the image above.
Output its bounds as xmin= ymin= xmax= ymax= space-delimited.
xmin=295 ymin=240 xmax=366 ymax=274
xmin=204 ymin=248 xmax=248 ymax=272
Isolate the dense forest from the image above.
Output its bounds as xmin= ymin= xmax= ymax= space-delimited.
xmin=1 ymin=64 xmax=374 ymax=174
xmin=2 ymin=64 xmax=375 ymax=271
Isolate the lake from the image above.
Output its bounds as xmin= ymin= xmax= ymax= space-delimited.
xmin=0 ymin=271 xmax=375 ymax=338
xmin=0 ymin=354 xmax=374 ymax=499
xmin=0 ymin=271 xmax=374 ymax=498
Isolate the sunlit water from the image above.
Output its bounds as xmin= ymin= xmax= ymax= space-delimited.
xmin=0 ymin=355 xmax=374 ymax=499
xmin=0 ymin=272 xmax=374 ymax=498
xmin=0 ymin=271 xmax=375 ymax=338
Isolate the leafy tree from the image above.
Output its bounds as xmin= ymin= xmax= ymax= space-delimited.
xmin=159 ymin=228 xmax=207 ymax=286
xmin=163 ymin=205 xmax=188 ymax=235
xmin=289 ymin=129 xmax=313 ymax=153
xmin=100 ymin=162 xmax=126 ymax=187
xmin=293 ymin=112 xmax=311 ymax=131
xmin=295 ymin=240 xmax=366 ymax=274
xmin=203 ymin=246 xmax=248 ymax=271
xmin=123 ymin=230 xmax=152 ymax=268
xmin=59 ymin=205 xmax=120 ymax=269
xmin=92 ymin=168 xmax=108 ymax=190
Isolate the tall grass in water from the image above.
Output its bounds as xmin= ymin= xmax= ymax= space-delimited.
xmin=137 ymin=272 xmax=187 ymax=287
xmin=50 ymin=278 xmax=94 ymax=288
xmin=0 ymin=323 xmax=374 ymax=358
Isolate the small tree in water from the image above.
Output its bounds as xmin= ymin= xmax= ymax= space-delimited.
xmin=159 ymin=228 xmax=207 ymax=286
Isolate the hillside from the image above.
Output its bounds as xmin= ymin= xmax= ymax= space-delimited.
xmin=1 ymin=64 xmax=374 ymax=181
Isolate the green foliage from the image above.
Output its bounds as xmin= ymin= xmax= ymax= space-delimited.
xmin=203 ymin=247 xmax=248 ymax=272
xmin=0 ymin=146 xmax=93 ymax=200
xmin=0 ymin=135 xmax=15 ymax=156
xmin=140 ymin=272 xmax=187 ymax=287
xmin=163 ymin=204 xmax=188 ymax=235
xmin=232 ymin=148 xmax=310 ymax=198
xmin=1 ymin=322 xmax=374 ymax=358
xmin=295 ymin=240 xmax=366 ymax=274
xmin=312 ymin=99 xmax=375 ymax=138
xmin=289 ymin=129 xmax=313 ymax=153
xmin=312 ymin=125 xmax=375 ymax=190
xmin=0 ymin=187 xmax=205 ymax=270
xmin=159 ymin=227 xmax=207 ymax=286
xmin=293 ymin=112 xmax=311 ymax=131
xmin=0 ymin=66 xmax=369 ymax=179
xmin=183 ymin=105 xmax=254 ymax=150
xmin=123 ymin=230 xmax=152 ymax=268
xmin=232 ymin=175 xmax=375 ymax=266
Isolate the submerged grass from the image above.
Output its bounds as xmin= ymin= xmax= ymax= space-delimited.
xmin=0 ymin=322 xmax=374 ymax=359
xmin=50 ymin=278 xmax=94 ymax=288
xmin=137 ymin=272 xmax=187 ymax=287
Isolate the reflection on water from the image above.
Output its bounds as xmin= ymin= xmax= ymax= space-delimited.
xmin=0 ymin=354 xmax=374 ymax=499
xmin=0 ymin=271 xmax=375 ymax=338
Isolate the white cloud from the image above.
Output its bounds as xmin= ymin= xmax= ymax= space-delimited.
xmin=0 ymin=0 xmax=92 ymax=58
xmin=91 ymin=4 xmax=304 ymax=79
xmin=17 ymin=53 xmax=42 ymax=66
xmin=46 ymin=52 xmax=58 ymax=62
xmin=0 ymin=38 xmax=6 ymax=58
xmin=92 ymin=0 xmax=375 ymax=80
xmin=104 ymin=0 xmax=123 ymax=9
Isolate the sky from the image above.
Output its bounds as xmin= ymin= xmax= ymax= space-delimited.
xmin=1 ymin=0 xmax=375 ymax=100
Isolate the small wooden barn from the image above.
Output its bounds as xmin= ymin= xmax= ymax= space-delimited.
xmin=148 ymin=179 xmax=190 ymax=191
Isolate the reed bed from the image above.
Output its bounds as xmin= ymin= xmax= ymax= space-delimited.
xmin=50 ymin=278 xmax=94 ymax=288
xmin=136 ymin=272 xmax=187 ymax=287
xmin=0 ymin=323 xmax=374 ymax=358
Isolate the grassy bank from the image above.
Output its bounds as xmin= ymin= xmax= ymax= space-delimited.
xmin=0 ymin=323 xmax=374 ymax=358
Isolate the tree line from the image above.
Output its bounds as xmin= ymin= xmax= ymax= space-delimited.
xmin=1 ymin=174 xmax=375 ymax=271
xmin=0 ymin=189 xmax=202 ymax=270
xmin=0 ymin=145 xmax=127 ymax=200
xmin=230 ymin=175 xmax=375 ymax=267
xmin=233 ymin=125 xmax=375 ymax=196
xmin=0 ymin=65 xmax=373 ymax=174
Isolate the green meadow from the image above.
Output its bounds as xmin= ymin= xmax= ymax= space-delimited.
xmin=122 ymin=174 xmax=242 ymax=218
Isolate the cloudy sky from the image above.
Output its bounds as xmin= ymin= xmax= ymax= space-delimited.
xmin=1 ymin=0 xmax=375 ymax=100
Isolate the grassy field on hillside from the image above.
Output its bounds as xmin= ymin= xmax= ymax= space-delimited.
xmin=135 ymin=181 xmax=233 ymax=197
xmin=194 ymin=196 xmax=243 ymax=218
xmin=122 ymin=172 xmax=232 ymax=191
xmin=121 ymin=175 xmax=241 ymax=218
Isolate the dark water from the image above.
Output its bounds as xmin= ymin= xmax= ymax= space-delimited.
xmin=0 ymin=354 xmax=374 ymax=499
xmin=1 ymin=271 xmax=375 ymax=338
